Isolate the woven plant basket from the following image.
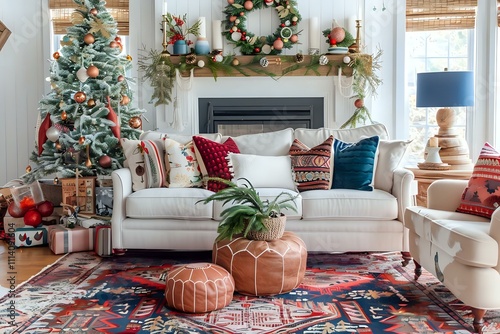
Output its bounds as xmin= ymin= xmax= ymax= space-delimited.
xmin=246 ymin=215 xmax=286 ymax=241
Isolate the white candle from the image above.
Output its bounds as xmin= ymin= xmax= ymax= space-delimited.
xmin=429 ymin=137 xmax=439 ymax=147
xmin=309 ymin=17 xmax=320 ymax=50
xmin=163 ymin=0 xmax=168 ymax=14
xmin=347 ymin=15 xmax=357 ymax=35
xmin=212 ymin=20 xmax=223 ymax=50
xmin=198 ymin=17 xmax=206 ymax=37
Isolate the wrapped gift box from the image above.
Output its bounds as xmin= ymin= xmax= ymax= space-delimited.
xmin=95 ymin=187 xmax=113 ymax=216
xmin=14 ymin=225 xmax=55 ymax=247
xmin=49 ymin=225 xmax=95 ymax=254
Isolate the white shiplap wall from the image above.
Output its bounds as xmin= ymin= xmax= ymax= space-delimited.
xmin=0 ymin=0 xmax=403 ymax=186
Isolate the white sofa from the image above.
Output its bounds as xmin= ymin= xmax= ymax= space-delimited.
xmin=111 ymin=124 xmax=414 ymax=256
xmin=405 ymin=179 xmax=500 ymax=333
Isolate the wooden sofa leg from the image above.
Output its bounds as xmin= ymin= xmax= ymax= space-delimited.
xmin=413 ymin=260 xmax=422 ymax=281
xmin=401 ymin=252 xmax=412 ymax=267
xmin=471 ymin=308 xmax=486 ymax=333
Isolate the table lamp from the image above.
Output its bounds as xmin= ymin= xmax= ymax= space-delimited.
xmin=416 ymin=70 xmax=474 ymax=169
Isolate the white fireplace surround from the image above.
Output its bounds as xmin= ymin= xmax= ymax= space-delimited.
xmin=156 ymin=75 xmax=356 ymax=135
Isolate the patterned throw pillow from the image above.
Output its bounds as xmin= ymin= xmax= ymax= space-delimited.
xmin=193 ymin=136 xmax=240 ymax=192
xmin=456 ymin=142 xmax=500 ymax=218
xmin=141 ymin=140 xmax=168 ymax=188
xmin=164 ymin=138 xmax=203 ymax=188
xmin=289 ymin=135 xmax=334 ymax=191
xmin=121 ymin=139 xmax=148 ymax=191
xmin=332 ymin=136 xmax=380 ymax=191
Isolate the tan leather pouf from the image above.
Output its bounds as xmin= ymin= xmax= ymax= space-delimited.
xmin=213 ymin=231 xmax=307 ymax=296
xmin=165 ymin=262 xmax=235 ymax=313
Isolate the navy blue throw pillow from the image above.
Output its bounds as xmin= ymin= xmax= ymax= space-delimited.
xmin=332 ymin=136 xmax=380 ymax=191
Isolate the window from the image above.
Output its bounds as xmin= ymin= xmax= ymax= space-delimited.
xmin=405 ymin=1 xmax=476 ymax=165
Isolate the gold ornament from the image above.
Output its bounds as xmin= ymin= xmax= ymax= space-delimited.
xmin=232 ymin=58 xmax=240 ymax=66
xmin=87 ymin=99 xmax=96 ymax=107
xmin=53 ymin=51 xmax=60 ymax=59
xmin=55 ymin=141 xmax=62 ymax=151
xmin=83 ymin=33 xmax=95 ymax=44
xmin=85 ymin=145 xmax=92 ymax=168
xmin=74 ymin=91 xmax=87 ymax=103
xmin=120 ymin=95 xmax=130 ymax=106
xmin=79 ymin=136 xmax=86 ymax=145
xmin=126 ymin=55 xmax=132 ymax=61
xmin=26 ymin=165 xmax=32 ymax=173
xmin=87 ymin=65 xmax=99 ymax=78
xmin=61 ymin=111 xmax=67 ymax=121
xmin=128 ymin=116 xmax=142 ymax=129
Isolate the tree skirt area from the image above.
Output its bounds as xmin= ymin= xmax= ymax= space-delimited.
xmin=0 ymin=251 xmax=499 ymax=333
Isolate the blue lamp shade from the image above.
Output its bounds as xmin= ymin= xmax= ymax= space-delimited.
xmin=416 ymin=71 xmax=474 ymax=108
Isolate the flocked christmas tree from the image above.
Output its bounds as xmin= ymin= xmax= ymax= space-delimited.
xmin=23 ymin=0 xmax=143 ymax=183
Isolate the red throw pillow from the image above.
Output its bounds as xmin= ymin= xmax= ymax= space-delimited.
xmin=193 ymin=136 xmax=240 ymax=192
xmin=456 ymin=142 xmax=500 ymax=218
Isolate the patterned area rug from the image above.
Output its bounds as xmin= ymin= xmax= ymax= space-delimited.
xmin=1 ymin=251 xmax=499 ymax=333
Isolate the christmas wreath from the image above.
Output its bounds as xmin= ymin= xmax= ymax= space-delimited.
xmin=223 ymin=0 xmax=302 ymax=55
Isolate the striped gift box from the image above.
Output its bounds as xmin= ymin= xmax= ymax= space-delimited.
xmin=49 ymin=225 xmax=94 ymax=254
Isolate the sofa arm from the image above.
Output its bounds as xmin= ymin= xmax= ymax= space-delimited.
xmin=392 ymin=168 xmax=415 ymax=222
xmin=427 ymin=179 xmax=468 ymax=211
xmin=111 ymin=168 xmax=133 ymax=250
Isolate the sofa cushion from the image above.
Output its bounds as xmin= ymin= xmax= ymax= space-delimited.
xmin=225 ymin=128 xmax=294 ymax=156
xmin=457 ymin=142 xmax=500 ymax=218
xmin=374 ymin=139 xmax=411 ymax=193
xmin=228 ymin=153 xmax=296 ymax=190
xmin=140 ymin=131 xmax=222 ymax=143
xmin=301 ymin=189 xmax=398 ymax=220
xmin=405 ymin=207 xmax=497 ymax=267
xmin=193 ymin=136 xmax=240 ymax=192
xmin=142 ymin=140 xmax=168 ymax=188
xmin=332 ymin=136 xmax=379 ymax=191
xmin=293 ymin=124 xmax=389 ymax=148
xmin=289 ymin=135 xmax=334 ymax=191
xmin=126 ymin=188 xmax=214 ymax=219
xmin=212 ymin=188 xmax=302 ymax=221
xmin=164 ymin=138 xmax=203 ymax=188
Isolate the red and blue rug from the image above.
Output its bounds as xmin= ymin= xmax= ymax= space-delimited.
xmin=1 ymin=251 xmax=499 ymax=333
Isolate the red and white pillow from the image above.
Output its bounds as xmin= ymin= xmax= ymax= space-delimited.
xmin=164 ymin=138 xmax=203 ymax=188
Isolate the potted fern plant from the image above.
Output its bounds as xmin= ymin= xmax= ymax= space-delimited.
xmin=197 ymin=177 xmax=298 ymax=242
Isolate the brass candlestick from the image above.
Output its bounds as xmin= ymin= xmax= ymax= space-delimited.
xmin=355 ymin=20 xmax=361 ymax=53
xmin=161 ymin=14 xmax=170 ymax=57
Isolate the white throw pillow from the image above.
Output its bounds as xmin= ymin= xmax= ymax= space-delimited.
xmin=374 ymin=139 xmax=411 ymax=193
xmin=164 ymin=138 xmax=203 ymax=188
xmin=228 ymin=153 xmax=296 ymax=191
xmin=224 ymin=128 xmax=294 ymax=156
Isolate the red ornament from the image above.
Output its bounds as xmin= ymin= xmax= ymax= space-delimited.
xmin=354 ymin=98 xmax=364 ymax=108
xmin=117 ymin=75 xmax=125 ymax=82
xmin=110 ymin=41 xmax=119 ymax=48
xmin=227 ymin=0 xmax=234 ymax=4
xmin=244 ymin=1 xmax=253 ymax=10
xmin=83 ymin=33 xmax=95 ymax=44
xmin=87 ymin=65 xmax=99 ymax=78
xmin=254 ymin=47 xmax=261 ymax=53
xmin=24 ymin=209 xmax=42 ymax=227
xmin=74 ymin=91 xmax=87 ymax=103
xmin=36 ymin=200 xmax=54 ymax=217
xmin=106 ymin=96 xmax=121 ymax=140
xmin=79 ymin=136 xmax=86 ymax=145
xmin=38 ymin=112 xmax=52 ymax=156
xmin=53 ymin=51 xmax=60 ymax=59
xmin=114 ymin=36 xmax=122 ymax=43
xmin=98 ymin=155 xmax=112 ymax=168
xmin=8 ymin=202 xmax=27 ymax=218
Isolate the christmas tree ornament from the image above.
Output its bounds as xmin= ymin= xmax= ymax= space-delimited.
xmin=60 ymin=35 xmax=72 ymax=46
xmin=110 ymin=41 xmax=119 ymax=48
xmin=120 ymin=95 xmax=130 ymax=106
xmin=90 ymin=8 xmax=98 ymax=15
xmin=87 ymin=99 xmax=96 ymax=107
xmin=24 ymin=209 xmax=42 ymax=228
xmin=106 ymin=96 xmax=121 ymax=139
xmin=55 ymin=141 xmax=62 ymax=151
xmin=128 ymin=116 xmax=142 ymax=129
xmin=26 ymin=165 xmax=32 ymax=173
xmin=354 ymin=98 xmax=364 ymax=108
xmin=79 ymin=136 xmax=86 ymax=145
xmin=61 ymin=111 xmax=67 ymax=121
xmin=83 ymin=33 xmax=95 ymax=44
xmin=74 ymin=91 xmax=87 ymax=103
xmin=98 ymin=155 xmax=112 ymax=168
xmin=87 ymin=64 xmax=99 ymax=78
xmin=76 ymin=67 xmax=89 ymax=82
xmin=85 ymin=155 xmax=92 ymax=168
xmin=114 ymin=36 xmax=122 ymax=43
xmin=37 ymin=112 xmax=52 ymax=155
xmin=117 ymin=75 xmax=125 ymax=82
xmin=126 ymin=55 xmax=132 ymax=61
xmin=53 ymin=177 xmax=59 ymax=185
xmin=53 ymin=52 xmax=60 ymax=59
xmin=46 ymin=126 xmax=61 ymax=142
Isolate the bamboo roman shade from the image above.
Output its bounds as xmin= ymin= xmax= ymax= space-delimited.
xmin=49 ymin=0 xmax=129 ymax=35
xmin=406 ymin=0 xmax=477 ymax=31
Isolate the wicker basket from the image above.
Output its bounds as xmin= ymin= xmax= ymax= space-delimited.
xmin=246 ymin=215 xmax=286 ymax=241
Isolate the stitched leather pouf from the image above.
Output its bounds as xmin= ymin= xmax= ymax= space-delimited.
xmin=165 ymin=262 xmax=234 ymax=313
xmin=213 ymin=231 xmax=307 ymax=296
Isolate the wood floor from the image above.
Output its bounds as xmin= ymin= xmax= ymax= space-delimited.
xmin=0 ymin=241 xmax=63 ymax=287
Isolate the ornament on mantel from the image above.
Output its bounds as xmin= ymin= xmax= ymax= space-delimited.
xmin=319 ymin=55 xmax=329 ymax=65
xmin=106 ymin=96 xmax=121 ymax=140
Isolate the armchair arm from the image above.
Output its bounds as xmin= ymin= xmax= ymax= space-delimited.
xmin=427 ymin=179 xmax=468 ymax=211
xmin=489 ymin=208 xmax=500 ymax=272
xmin=392 ymin=168 xmax=415 ymax=222
xmin=111 ymin=168 xmax=133 ymax=249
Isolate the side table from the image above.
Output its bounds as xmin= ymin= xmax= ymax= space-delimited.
xmin=406 ymin=167 xmax=472 ymax=207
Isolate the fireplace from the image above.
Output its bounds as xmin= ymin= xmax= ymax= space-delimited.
xmin=198 ymin=97 xmax=324 ymax=136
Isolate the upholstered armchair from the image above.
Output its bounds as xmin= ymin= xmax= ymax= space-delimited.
xmin=404 ymin=179 xmax=500 ymax=333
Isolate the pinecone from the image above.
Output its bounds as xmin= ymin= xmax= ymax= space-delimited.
xmin=185 ymin=53 xmax=197 ymax=65
xmin=295 ymin=53 xmax=304 ymax=63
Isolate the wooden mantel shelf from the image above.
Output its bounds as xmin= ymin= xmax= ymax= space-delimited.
xmin=169 ymin=54 xmax=371 ymax=78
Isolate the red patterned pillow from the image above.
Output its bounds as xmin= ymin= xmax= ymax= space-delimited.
xmin=457 ymin=142 xmax=500 ymax=218
xmin=193 ymin=136 xmax=240 ymax=192
xmin=289 ymin=135 xmax=334 ymax=191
